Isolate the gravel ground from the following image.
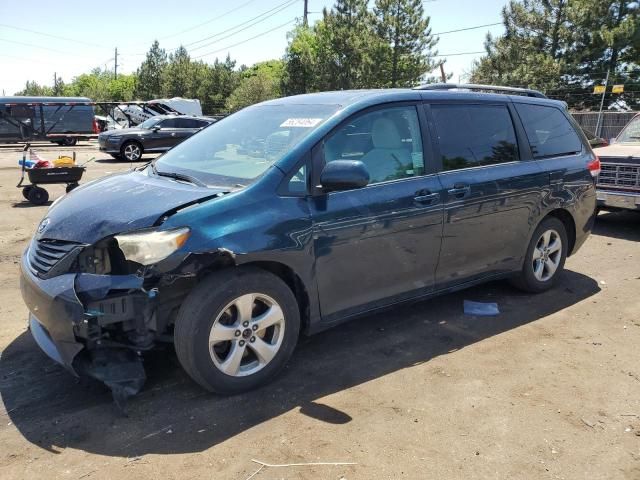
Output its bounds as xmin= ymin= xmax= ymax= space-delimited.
xmin=0 ymin=142 xmax=638 ymax=480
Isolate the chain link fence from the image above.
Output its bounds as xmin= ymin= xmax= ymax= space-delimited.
xmin=570 ymin=111 xmax=638 ymax=140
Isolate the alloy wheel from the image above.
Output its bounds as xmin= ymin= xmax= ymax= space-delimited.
xmin=532 ymin=229 xmax=562 ymax=282
xmin=208 ymin=293 xmax=285 ymax=377
xmin=123 ymin=143 xmax=141 ymax=161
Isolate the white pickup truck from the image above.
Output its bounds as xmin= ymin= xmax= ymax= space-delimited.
xmin=594 ymin=113 xmax=640 ymax=212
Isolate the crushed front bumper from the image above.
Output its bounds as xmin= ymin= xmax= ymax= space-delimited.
xmin=20 ymin=256 xmax=85 ymax=372
xmin=20 ymin=250 xmax=148 ymax=405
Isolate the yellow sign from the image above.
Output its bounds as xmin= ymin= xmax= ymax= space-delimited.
xmin=612 ymin=84 xmax=624 ymax=94
xmin=593 ymin=85 xmax=605 ymax=94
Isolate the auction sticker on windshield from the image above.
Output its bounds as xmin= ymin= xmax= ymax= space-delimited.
xmin=280 ymin=118 xmax=323 ymax=128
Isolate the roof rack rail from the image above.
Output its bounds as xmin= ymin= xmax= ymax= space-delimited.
xmin=414 ymin=83 xmax=547 ymax=99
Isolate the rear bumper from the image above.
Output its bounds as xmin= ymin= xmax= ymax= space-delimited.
xmin=597 ymin=189 xmax=640 ymax=211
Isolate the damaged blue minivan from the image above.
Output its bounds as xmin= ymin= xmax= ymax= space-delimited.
xmin=20 ymin=85 xmax=598 ymax=402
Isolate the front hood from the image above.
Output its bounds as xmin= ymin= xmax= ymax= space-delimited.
xmin=594 ymin=144 xmax=640 ymax=161
xmin=38 ymin=171 xmax=222 ymax=244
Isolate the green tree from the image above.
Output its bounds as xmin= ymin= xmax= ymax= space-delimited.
xmin=470 ymin=0 xmax=640 ymax=109
xmin=317 ymin=0 xmax=376 ymax=90
xmin=283 ymin=25 xmax=319 ymax=95
xmin=226 ymin=60 xmax=284 ymax=111
xmin=15 ymin=81 xmax=53 ymax=96
xmin=107 ymin=74 xmax=137 ymax=101
xmin=163 ymin=46 xmax=192 ymax=97
xmin=373 ymin=0 xmax=439 ymax=87
xmin=135 ymin=40 xmax=167 ymax=100
xmin=64 ymin=68 xmax=113 ymax=100
xmin=470 ymin=0 xmax=571 ymax=91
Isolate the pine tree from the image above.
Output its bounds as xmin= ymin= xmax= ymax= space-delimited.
xmin=317 ymin=0 xmax=375 ymax=90
xmin=373 ymin=0 xmax=438 ymax=87
xmin=135 ymin=41 xmax=168 ymax=100
xmin=163 ymin=46 xmax=192 ymax=97
xmin=470 ymin=0 xmax=571 ymax=91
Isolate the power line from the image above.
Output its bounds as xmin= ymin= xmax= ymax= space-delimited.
xmin=193 ymin=19 xmax=296 ymax=59
xmin=185 ymin=0 xmax=298 ymax=51
xmin=159 ymin=0 xmax=259 ymax=40
xmin=434 ymin=50 xmax=486 ymax=57
xmin=0 ymin=37 xmax=88 ymax=56
xmin=433 ymin=22 xmax=502 ymax=36
xmin=0 ymin=23 xmax=110 ymax=49
xmin=126 ymin=0 xmax=298 ymax=56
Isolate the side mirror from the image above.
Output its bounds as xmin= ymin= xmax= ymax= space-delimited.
xmin=320 ymin=160 xmax=370 ymax=192
xmin=151 ymin=125 xmax=161 ymax=132
xmin=609 ymin=137 xmax=616 ymax=144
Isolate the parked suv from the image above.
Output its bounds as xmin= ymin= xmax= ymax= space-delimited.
xmin=594 ymin=113 xmax=640 ymax=212
xmin=98 ymin=115 xmax=213 ymax=161
xmin=21 ymin=86 xmax=598 ymax=401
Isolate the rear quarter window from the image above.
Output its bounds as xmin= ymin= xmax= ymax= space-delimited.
xmin=515 ymin=103 xmax=582 ymax=158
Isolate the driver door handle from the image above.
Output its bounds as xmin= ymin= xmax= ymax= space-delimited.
xmin=414 ymin=191 xmax=440 ymax=205
xmin=448 ymin=183 xmax=471 ymax=198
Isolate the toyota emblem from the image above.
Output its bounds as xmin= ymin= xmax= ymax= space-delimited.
xmin=37 ymin=217 xmax=50 ymax=234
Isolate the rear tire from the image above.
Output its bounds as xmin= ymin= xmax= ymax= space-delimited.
xmin=28 ymin=186 xmax=49 ymax=205
xmin=174 ymin=267 xmax=300 ymax=394
xmin=511 ymin=217 xmax=568 ymax=293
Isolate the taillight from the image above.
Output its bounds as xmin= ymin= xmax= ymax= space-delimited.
xmin=92 ymin=118 xmax=99 ymax=134
xmin=587 ymin=156 xmax=601 ymax=178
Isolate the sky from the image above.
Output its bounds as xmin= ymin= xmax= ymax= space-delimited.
xmin=0 ymin=0 xmax=508 ymax=96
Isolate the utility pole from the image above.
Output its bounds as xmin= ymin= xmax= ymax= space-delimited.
xmin=303 ymin=0 xmax=308 ymax=26
xmin=439 ymin=63 xmax=447 ymax=83
xmin=53 ymin=72 xmax=57 ymax=94
xmin=595 ymin=69 xmax=610 ymax=138
xmin=114 ymin=47 xmax=118 ymax=80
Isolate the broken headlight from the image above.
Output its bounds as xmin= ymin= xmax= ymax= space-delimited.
xmin=115 ymin=227 xmax=190 ymax=265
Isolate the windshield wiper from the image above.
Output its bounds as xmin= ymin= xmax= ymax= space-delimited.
xmin=150 ymin=162 xmax=208 ymax=187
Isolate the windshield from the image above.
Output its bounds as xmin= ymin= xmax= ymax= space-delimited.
xmin=617 ymin=116 xmax=640 ymax=143
xmin=155 ymin=103 xmax=340 ymax=187
xmin=139 ymin=117 xmax=163 ymax=129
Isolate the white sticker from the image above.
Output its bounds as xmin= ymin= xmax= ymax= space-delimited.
xmin=280 ymin=118 xmax=323 ymax=128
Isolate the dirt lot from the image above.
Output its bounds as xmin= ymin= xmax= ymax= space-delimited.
xmin=0 ymin=142 xmax=638 ymax=480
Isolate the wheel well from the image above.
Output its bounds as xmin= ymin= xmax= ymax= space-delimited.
xmin=546 ymin=209 xmax=576 ymax=255
xmin=121 ymin=139 xmax=143 ymax=150
xmin=247 ymin=261 xmax=311 ymax=334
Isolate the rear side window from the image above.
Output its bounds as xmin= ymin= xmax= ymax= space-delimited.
xmin=515 ymin=103 xmax=582 ymax=158
xmin=173 ymin=118 xmax=193 ymax=128
xmin=159 ymin=118 xmax=177 ymax=128
xmin=431 ymin=104 xmax=519 ymax=171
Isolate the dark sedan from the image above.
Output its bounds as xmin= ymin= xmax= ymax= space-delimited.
xmin=98 ymin=115 xmax=213 ymax=161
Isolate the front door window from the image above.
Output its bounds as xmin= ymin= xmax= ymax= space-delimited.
xmin=323 ymin=106 xmax=425 ymax=185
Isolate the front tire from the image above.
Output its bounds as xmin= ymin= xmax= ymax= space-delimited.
xmin=174 ymin=267 xmax=300 ymax=394
xmin=120 ymin=141 xmax=143 ymax=162
xmin=511 ymin=217 xmax=568 ymax=293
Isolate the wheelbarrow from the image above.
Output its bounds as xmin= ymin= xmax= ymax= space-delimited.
xmin=17 ymin=144 xmax=86 ymax=205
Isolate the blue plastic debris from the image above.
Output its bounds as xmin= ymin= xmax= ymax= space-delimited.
xmin=463 ymin=300 xmax=500 ymax=316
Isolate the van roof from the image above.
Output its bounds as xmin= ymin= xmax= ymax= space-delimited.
xmin=0 ymin=96 xmax=92 ymax=105
xmin=260 ymin=88 xmax=565 ymax=109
